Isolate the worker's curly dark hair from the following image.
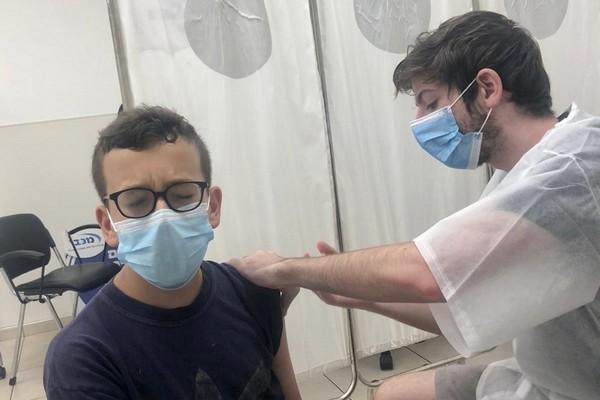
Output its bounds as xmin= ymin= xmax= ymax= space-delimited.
xmin=393 ymin=11 xmax=553 ymax=117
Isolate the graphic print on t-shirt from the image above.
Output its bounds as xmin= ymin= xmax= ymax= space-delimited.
xmin=194 ymin=360 xmax=271 ymax=399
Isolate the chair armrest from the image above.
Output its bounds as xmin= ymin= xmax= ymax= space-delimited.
xmin=0 ymin=250 xmax=45 ymax=265
xmin=0 ymin=250 xmax=47 ymax=302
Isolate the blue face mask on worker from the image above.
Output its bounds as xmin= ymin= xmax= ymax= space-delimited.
xmin=109 ymin=205 xmax=214 ymax=290
xmin=410 ymin=79 xmax=492 ymax=169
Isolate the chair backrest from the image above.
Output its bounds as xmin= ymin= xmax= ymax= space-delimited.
xmin=0 ymin=214 xmax=53 ymax=280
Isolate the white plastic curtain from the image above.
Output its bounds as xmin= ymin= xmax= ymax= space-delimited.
xmin=112 ymin=0 xmax=489 ymax=375
xmin=315 ymin=0 xmax=488 ymax=357
xmin=115 ymin=0 xmax=347 ymax=377
xmin=478 ymin=0 xmax=600 ymax=116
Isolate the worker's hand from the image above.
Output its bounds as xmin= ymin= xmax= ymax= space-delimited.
xmin=228 ymin=250 xmax=286 ymax=289
xmin=312 ymin=241 xmax=369 ymax=310
xmin=229 ymin=250 xmax=300 ymax=316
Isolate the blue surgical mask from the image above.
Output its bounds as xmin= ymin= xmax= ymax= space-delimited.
xmin=110 ymin=205 xmax=214 ymax=290
xmin=410 ymin=79 xmax=492 ymax=169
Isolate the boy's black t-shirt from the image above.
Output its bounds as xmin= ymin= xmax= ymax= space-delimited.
xmin=43 ymin=261 xmax=284 ymax=400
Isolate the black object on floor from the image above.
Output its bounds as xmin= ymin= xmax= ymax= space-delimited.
xmin=0 ymin=351 xmax=5 ymax=380
xmin=379 ymin=351 xmax=394 ymax=370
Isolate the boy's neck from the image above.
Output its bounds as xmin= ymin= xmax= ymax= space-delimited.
xmin=113 ymin=266 xmax=204 ymax=309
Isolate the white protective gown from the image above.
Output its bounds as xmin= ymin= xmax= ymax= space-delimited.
xmin=414 ymin=104 xmax=600 ymax=399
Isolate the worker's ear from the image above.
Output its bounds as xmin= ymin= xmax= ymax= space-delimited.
xmin=207 ymin=186 xmax=222 ymax=229
xmin=96 ymin=205 xmax=118 ymax=248
xmin=475 ymin=68 xmax=503 ymax=109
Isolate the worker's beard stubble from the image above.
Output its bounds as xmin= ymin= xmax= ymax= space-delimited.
xmin=470 ymin=109 xmax=503 ymax=166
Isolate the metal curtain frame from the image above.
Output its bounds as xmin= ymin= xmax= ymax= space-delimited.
xmin=106 ymin=0 xmax=134 ymax=111
xmin=306 ymin=0 xmax=360 ymax=398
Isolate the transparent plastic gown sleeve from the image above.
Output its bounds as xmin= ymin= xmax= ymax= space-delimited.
xmin=414 ymin=104 xmax=600 ymax=355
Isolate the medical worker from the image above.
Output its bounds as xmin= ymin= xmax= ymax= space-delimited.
xmin=231 ymin=11 xmax=600 ymax=400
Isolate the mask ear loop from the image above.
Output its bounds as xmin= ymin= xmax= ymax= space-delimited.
xmin=106 ymin=207 xmax=118 ymax=233
xmin=203 ymin=186 xmax=211 ymax=214
xmin=477 ymin=108 xmax=493 ymax=135
xmin=450 ymin=78 xmax=493 ymax=134
xmin=467 ymin=107 xmax=493 ymax=169
xmin=449 ymin=78 xmax=478 ymax=109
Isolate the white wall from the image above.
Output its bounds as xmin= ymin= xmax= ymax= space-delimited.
xmin=0 ymin=0 xmax=120 ymax=126
xmin=0 ymin=0 xmax=120 ymax=331
xmin=0 ymin=115 xmax=118 ymax=330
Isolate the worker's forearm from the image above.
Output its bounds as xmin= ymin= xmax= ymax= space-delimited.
xmin=279 ymin=242 xmax=444 ymax=303
xmin=361 ymin=302 xmax=442 ymax=335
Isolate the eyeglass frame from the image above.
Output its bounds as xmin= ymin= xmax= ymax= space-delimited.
xmin=103 ymin=180 xmax=209 ymax=219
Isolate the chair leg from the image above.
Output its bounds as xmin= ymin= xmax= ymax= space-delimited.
xmin=72 ymin=293 xmax=79 ymax=319
xmin=9 ymin=302 xmax=26 ymax=386
xmin=45 ymin=296 xmax=64 ymax=330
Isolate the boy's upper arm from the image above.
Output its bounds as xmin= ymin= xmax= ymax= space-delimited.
xmin=272 ymin=325 xmax=301 ymax=400
xmin=219 ymin=263 xmax=298 ymax=395
xmin=222 ymin=262 xmax=284 ymax=352
xmin=242 ymin=280 xmax=283 ymax=353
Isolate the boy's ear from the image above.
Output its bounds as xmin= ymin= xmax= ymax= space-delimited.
xmin=96 ymin=205 xmax=118 ymax=247
xmin=207 ymin=186 xmax=222 ymax=229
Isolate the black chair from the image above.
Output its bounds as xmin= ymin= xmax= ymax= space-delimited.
xmin=0 ymin=213 xmax=120 ymax=386
xmin=66 ymin=224 xmax=119 ymax=307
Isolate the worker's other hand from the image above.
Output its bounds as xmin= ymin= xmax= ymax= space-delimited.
xmin=312 ymin=241 xmax=368 ymax=309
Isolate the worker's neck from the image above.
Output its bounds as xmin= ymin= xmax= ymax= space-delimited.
xmin=113 ymin=266 xmax=203 ymax=309
xmin=489 ymin=108 xmax=557 ymax=171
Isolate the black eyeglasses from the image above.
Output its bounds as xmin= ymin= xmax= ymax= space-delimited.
xmin=104 ymin=181 xmax=209 ymax=219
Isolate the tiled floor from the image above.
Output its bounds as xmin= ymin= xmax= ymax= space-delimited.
xmin=0 ymin=330 xmax=512 ymax=400
xmin=0 ymin=330 xmax=55 ymax=400
xmin=297 ymin=337 xmax=513 ymax=399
